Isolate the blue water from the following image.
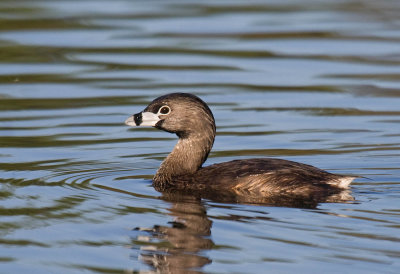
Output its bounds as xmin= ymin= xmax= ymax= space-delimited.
xmin=1 ymin=0 xmax=400 ymax=273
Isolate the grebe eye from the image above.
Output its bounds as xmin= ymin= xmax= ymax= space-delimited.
xmin=158 ymin=106 xmax=170 ymax=115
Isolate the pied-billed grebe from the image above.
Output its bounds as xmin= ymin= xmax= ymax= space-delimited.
xmin=125 ymin=93 xmax=355 ymax=195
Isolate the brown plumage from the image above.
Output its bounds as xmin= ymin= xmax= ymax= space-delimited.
xmin=125 ymin=93 xmax=355 ymax=200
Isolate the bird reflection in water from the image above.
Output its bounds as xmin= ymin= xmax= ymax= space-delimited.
xmin=130 ymin=188 xmax=353 ymax=273
xmin=132 ymin=194 xmax=213 ymax=274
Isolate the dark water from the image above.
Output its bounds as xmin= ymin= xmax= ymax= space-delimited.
xmin=1 ymin=0 xmax=400 ymax=273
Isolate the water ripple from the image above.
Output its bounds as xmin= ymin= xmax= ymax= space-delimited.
xmin=1 ymin=0 xmax=400 ymax=273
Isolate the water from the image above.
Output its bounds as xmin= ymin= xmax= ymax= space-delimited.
xmin=1 ymin=0 xmax=400 ymax=273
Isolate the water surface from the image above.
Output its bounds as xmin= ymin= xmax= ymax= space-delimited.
xmin=1 ymin=0 xmax=400 ymax=273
